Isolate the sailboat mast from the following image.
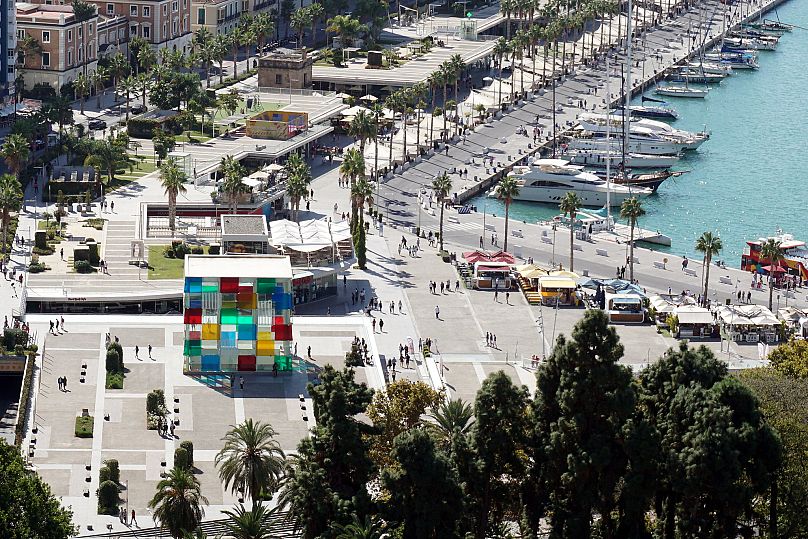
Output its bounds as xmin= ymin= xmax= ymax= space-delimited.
xmin=623 ymin=0 xmax=633 ymax=182
xmin=606 ymin=54 xmax=611 ymax=221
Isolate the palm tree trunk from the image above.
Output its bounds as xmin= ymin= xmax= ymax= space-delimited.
xmin=442 ymin=84 xmax=448 ymax=136
xmin=703 ymin=254 xmax=711 ymax=306
xmin=504 ymin=202 xmax=510 ymax=252
xmin=769 ymin=275 xmax=774 ymax=310
xmin=219 ymin=61 xmax=225 ymax=84
xmin=438 ymin=200 xmax=444 ymax=252
xmin=569 ymin=216 xmax=575 ymax=271
xmin=205 ymin=61 xmax=211 ymax=88
xmin=402 ymin=110 xmax=408 ymax=160
xmin=629 ymin=222 xmax=635 ymax=281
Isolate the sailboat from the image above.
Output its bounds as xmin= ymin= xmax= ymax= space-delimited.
xmin=654 ymin=85 xmax=708 ymax=98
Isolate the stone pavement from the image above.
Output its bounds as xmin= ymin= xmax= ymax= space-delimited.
xmin=24 ymin=314 xmax=385 ymax=536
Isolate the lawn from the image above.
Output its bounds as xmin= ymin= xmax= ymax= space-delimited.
xmin=212 ymin=100 xmax=282 ymax=121
xmin=148 ymin=245 xmax=185 ymax=280
xmin=176 ymin=130 xmax=212 ymax=143
xmin=75 ymin=416 xmax=94 ymax=438
xmin=105 ymin=372 xmax=124 ymax=389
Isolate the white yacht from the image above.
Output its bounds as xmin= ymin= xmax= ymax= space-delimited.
xmin=562 ymin=149 xmax=680 ymax=169
xmin=577 ymin=113 xmax=709 ymax=150
xmin=501 ymin=159 xmax=652 ymax=207
xmin=654 ymin=85 xmax=709 ymax=99
xmin=687 ymin=61 xmax=733 ymax=75
xmin=567 ymin=131 xmax=687 ymax=156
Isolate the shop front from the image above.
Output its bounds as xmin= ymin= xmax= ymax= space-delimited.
xmin=292 ymin=268 xmax=338 ymax=305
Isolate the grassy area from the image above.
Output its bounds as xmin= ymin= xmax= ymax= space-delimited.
xmin=212 ymin=100 xmax=282 ymax=121
xmin=82 ymin=218 xmax=106 ymax=230
xmin=177 ymin=130 xmax=212 ymax=143
xmin=75 ymin=416 xmax=94 ymax=438
xmin=148 ymin=245 xmax=185 ymax=280
xmin=105 ymin=372 xmax=124 ymax=390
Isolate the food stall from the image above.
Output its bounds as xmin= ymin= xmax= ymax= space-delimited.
xmin=473 ymin=261 xmax=513 ymax=290
xmin=778 ymin=307 xmax=808 ymax=339
xmin=537 ymin=275 xmax=578 ymax=306
xmin=606 ymin=292 xmax=645 ymax=323
xmin=717 ymin=304 xmax=781 ymax=344
xmin=672 ymin=305 xmax=715 ymax=338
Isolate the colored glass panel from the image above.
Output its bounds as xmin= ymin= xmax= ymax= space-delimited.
xmin=184 ymin=278 xmax=202 ymax=293
xmin=184 ymin=341 xmax=201 ymax=356
xmin=272 ymin=323 xmax=293 ymax=341
xmin=220 ymin=277 xmax=239 ymax=293
xmin=184 ymin=309 xmax=202 ymax=324
xmin=256 ymin=278 xmax=275 ymax=293
xmin=257 ymin=330 xmax=273 ymax=340
xmin=202 ymin=282 xmax=219 ymax=293
xmin=238 ymin=324 xmax=257 ymax=340
xmin=188 ymin=330 xmax=201 ymax=340
xmin=221 ymin=308 xmax=238 ymax=325
xmin=237 ymin=355 xmax=256 ymax=371
xmin=256 ymin=341 xmax=275 ymax=355
xmin=238 ymin=295 xmax=257 ymax=309
xmin=201 ymin=355 xmax=220 ymax=371
xmin=201 ymin=324 xmax=220 ymax=340
xmin=220 ymin=331 xmax=237 ymax=347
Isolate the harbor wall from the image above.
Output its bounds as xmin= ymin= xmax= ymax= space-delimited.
xmin=455 ymin=0 xmax=791 ymax=205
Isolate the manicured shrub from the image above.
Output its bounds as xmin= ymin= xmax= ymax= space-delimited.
xmin=180 ymin=441 xmax=194 ymax=467
xmin=174 ymin=447 xmax=190 ymax=470
xmin=3 ymin=328 xmax=28 ymax=350
xmin=146 ymin=389 xmax=166 ymax=415
xmin=208 ymin=244 xmax=220 ymax=255
xmin=35 ymin=230 xmax=48 ymax=250
xmin=99 ymin=459 xmax=120 ymax=484
xmin=97 ymin=480 xmax=120 ymax=515
xmin=75 ymin=416 xmax=94 ymax=437
xmin=105 ymin=349 xmax=120 ymax=373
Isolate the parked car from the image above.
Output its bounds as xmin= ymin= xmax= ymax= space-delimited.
xmin=88 ymin=119 xmax=107 ymax=130
xmin=130 ymin=104 xmax=147 ymax=114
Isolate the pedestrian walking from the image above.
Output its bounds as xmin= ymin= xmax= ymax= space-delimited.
xmin=379 ymin=319 xmax=384 ymax=332
xmin=440 ymin=281 xmax=445 ymax=294
xmin=63 ymin=376 xmax=68 ymax=391
xmin=169 ymin=421 xmax=176 ymax=437
xmin=60 ymin=248 xmax=64 ymax=260
xmin=307 ymin=345 xmax=312 ymax=359
xmin=131 ymin=509 xmax=137 ymax=527
xmin=505 ymin=292 xmax=510 ymax=304
xmin=435 ymin=305 xmax=440 ymax=319
xmin=148 ymin=344 xmax=152 ymax=359
xmin=61 ymin=316 xmax=65 ymax=330
xmin=398 ymin=300 xmax=403 ymax=313
xmin=49 ymin=320 xmax=54 ymax=334
xmin=135 ymin=345 xmax=139 ymax=360
xmin=494 ymin=289 xmax=499 ymax=301
xmin=119 ymin=506 xmax=126 ymax=523
xmin=455 ymin=280 xmax=460 ymax=292
xmin=57 ymin=376 xmax=62 ymax=391
xmin=239 ymin=376 xmax=244 ymax=390
xmin=372 ymin=319 xmax=377 ymax=332
xmin=110 ymin=201 xmax=115 ymax=213
xmin=493 ymin=335 xmax=497 ymax=348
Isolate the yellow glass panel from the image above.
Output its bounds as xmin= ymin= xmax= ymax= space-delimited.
xmin=201 ymin=324 xmax=220 ymax=340
xmin=256 ymin=341 xmax=275 ymax=355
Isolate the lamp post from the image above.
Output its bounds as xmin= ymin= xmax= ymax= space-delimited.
xmin=551 ymin=222 xmax=557 ymax=266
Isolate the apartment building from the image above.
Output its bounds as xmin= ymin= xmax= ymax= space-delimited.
xmin=191 ymin=0 xmax=274 ymax=36
xmin=96 ymin=13 xmax=128 ymax=59
xmin=92 ymin=0 xmax=191 ymax=51
xmin=16 ymin=2 xmax=99 ymax=91
xmin=1 ymin=0 xmax=16 ymax=104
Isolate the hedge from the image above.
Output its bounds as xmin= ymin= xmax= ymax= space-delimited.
xmin=174 ymin=447 xmax=190 ymax=470
xmin=127 ymin=116 xmax=182 ymax=139
xmin=180 ymin=441 xmax=194 ymax=467
xmin=13 ymin=352 xmax=36 ymax=447
xmin=75 ymin=416 xmax=94 ymax=437
xmin=97 ymin=480 xmax=120 ymax=515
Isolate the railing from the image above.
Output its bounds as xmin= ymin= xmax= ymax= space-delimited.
xmin=256 ymin=87 xmax=337 ymax=98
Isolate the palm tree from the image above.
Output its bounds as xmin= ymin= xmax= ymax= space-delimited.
xmin=230 ymin=28 xmax=243 ymax=79
xmin=219 ymin=156 xmax=247 ymax=213
xmin=348 ymin=110 xmax=377 ymax=155
xmin=326 ymin=15 xmax=364 ymax=48
xmin=1 ymin=134 xmax=30 ymax=183
xmin=290 ymin=9 xmax=311 ymax=49
xmin=223 ymin=502 xmax=276 ymax=539
xmin=251 ymin=12 xmax=275 ymax=56
xmin=439 ymin=62 xmax=454 ymax=135
xmin=108 ymin=52 xmax=130 ymax=102
xmin=559 ymin=191 xmax=582 ymax=271
xmin=493 ymin=37 xmax=510 ymax=105
xmin=619 ymin=197 xmax=645 ymax=282
xmin=427 ymin=69 xmax=446 ymax=145
xmin=193 ymin=28 xmax=214 ymax=87
xmin=148 ymin=466 xmax=208 ymax=539
xmin=211 ymin=34 xmax=230 ymax=85
xmin=760 ymin=238 xmax=785 ymax=310
xmin=91 ymin=66 xmax=109 ymax=109
xmin=494 ymin=176 xmax=520 ymax=252
xmin=425 ymin=398 xmax=473 ymax=450
xmin=286 ymin=174 xmax=309 ymax=221
xmin=383 ymin=91 xmax=402 ymax=168
xmin=120 ymin=75 xmax=138 ymax=122
xmin=351 ymin=177 xmax=373 ymax=228
xmin=431 ymin=172 xmax=452 ymax=252
xmin=16 ymin=34 xmax=42 ymax=68
xmin=694 ymin=231 xmax=722 ymax=307
xmin=160 ymin=158 xmax=188 ymax=236
xmin=332 ymin=514 xmax=387 ymax=539
xmin=215 ymin=418 xmax=286 ymax=504
xmin=448 ymin=53 xmax=466 ymax=105
xmin=307 ymin=3 xmax=324 ymax=48
xmin=0 ymin=174 xmax=23 ymax=255
xmin=73 ymin=73 xmax=91 ymax=114
xmin=340 ymin=148 xmax=366 ymax=221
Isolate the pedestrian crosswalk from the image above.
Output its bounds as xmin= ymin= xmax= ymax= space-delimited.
xmin=421 ymin=220 xmax=487 ymax=236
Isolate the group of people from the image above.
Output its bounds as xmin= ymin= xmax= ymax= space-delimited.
xmin=3 ymin=316 xmax=29 ymax=333
xmin=529 ymin=355 xmax=545 ymax=369
xmin=429 ymin=279 xmax=460 ymax=294
xmin=48 ymin=317 xmax=66 ymax=334
xmin=485 ymin=332 xmax=498 ymax=349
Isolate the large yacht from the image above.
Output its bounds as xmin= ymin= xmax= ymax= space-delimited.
xmin=500 ymin=159 xmax=652 ymax=207
xmin=577 ymin=113 xmax=710 ymax=150
xmin=565 ymin=133 xmax=685 ymax=156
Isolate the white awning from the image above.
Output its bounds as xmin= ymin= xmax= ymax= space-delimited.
xmin=242 ymin=176 xmax=262 ymax=188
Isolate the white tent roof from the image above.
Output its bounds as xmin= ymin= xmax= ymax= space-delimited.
xmin=717 ymin=304 xmax=780 ymax=326
xmin=269 ymin=218 xmax=352 ymax=251
xmin=340 ymin=105 xmax=371 ymax=117
xmin=242 ymin=176 xmax=262 ymax=188
xmin=674 ymin=305 xmax=714 ymax=325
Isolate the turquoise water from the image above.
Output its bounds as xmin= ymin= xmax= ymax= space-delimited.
xmin=470 ymin=0 xmax=807 ymax=266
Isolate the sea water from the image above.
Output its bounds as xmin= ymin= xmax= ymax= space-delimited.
xmin=469 ymin=0 xmax=807 ymax=267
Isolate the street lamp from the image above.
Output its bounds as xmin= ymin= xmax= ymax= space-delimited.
xmin=551 ymin=223 xmax=557 ymax=267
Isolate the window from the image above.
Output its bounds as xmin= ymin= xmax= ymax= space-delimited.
xmin=42 ymin=31 xmax=51 ymax=43
xmin=142 ymin=26 xmax=150 ymax=38
xmin=106 ymin=3 xmax=114 ymax=14
xmin=143 ymin=6 xmax=150 ymax=16
xmin=67 ymin=49 xmax=73 ymax=66
xmin=183 ymin=0 xmax=187 ymax=7
xmin=42 ymin=52 xmax=50 ymax=67
xmin=275 ymin=73 xmax=281 ymax=84
xmin=67 ymin=29 xmax=72 ymax=42
xmin=17 ymin=29 xmax=24 ymax=39
xmin=197 ymin=7 xmax=205 ymax=24
xmin=172 ymin=20 xmax=178 ymax=34
xmin=79 ymin=27 xmax=83 ymax=38
xmin=89 ymin=23 xmax=94 ymax=34
xmin=130 ymin=5 xmax=138 ymax=16
xmin=172 ymin=1 xmax=178 ymax=12
xmin=163 ymin=4 xmax=168 ymax=15
xmin=130 ymin=25 xmax=138 ymax=36
xmin=78 ymin=47 xmax=83 ymax=61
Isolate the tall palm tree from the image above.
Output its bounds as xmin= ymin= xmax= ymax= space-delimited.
xmin=559 ymin=191 xmax=582 ymax=271
xmin=439 ymin=62 xmax=454 ymax=136
xmin=448 ymin=53 xmax=466 ymax=104
xmin=211 ymin=34 xmax=230 ymax=85
xmin=340 ymin=148 xmax=366 ymax=221
xmin=1 ymin=134 xmax=30 ymax=183
xmin=215 ymin=419 xmax=286 ymax=504
xmin=694 ymin=231 xmax=722 ymax=307
xmin=148 ymin=466 xmax=208 ymax=539
xmin=219 ymin=156 xmax=247 ymax=213
xmin=351 ymin=177 xmax=373 ymax=228
xmin=427 ymin=69 xmax=446 ymax=144
xmin=286 ymin=174 xmax=308 ymax=222
xmin=619 ymin=197 xmax=645 ymax=282
xmin=492 ymin=37 xmax=510 ymax=106
xmin=290 ymin=9 xmax=311 ymax=49
xmin=160 ymin=158 xmax=188 ymax=236
xmin=120 ymin=75 xmax=138 ymax=121
xmin=16 ymin=34 xmax=42 ymax=68
xmin=0 ymin=174 xmax=23 ymax=255
xmin=495 ymin=175 xmax=520 ymax=252
xmin=229 ymin=28 xmax=243 ymax=79
xmin=251 ymin=12 xmax=275 ymax=55
xmin=760 ymin=238 xmax=785 ymax=311
xmin=326 ymin=15 xmax=364 ymax=48
xmin=73 ymin=73 xmax=91 ymax=115
xmin=332 ymin=514 xmax=387 ymax=539
xmin=108 ymin=52 xmax=130 ymax=102
xmin=348 ymin=110 xmax=377 ymax=155
xmin=383 ymin=92 xmax=401 ymax=168
xmin=431 ymin=172 xmax=452 ymax=252
xmin=223 ymin=502 xmax=276 ymax=539
xmin=193 ymin=28 xmax=214 ymax=87
xmin=425 ymin=398 xmax=473 ymax=451
xmin=307 ymin=3 xmax=324 ymax=48
xmin=91 ymin=66 xmax=109 ymax=109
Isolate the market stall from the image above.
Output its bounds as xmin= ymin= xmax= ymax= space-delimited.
xmin=717 ymin=304 xmax=781 ymax=344
xmin=473 ymin=261 xmax=513 ymax=290
xmin=606 ymin=292 xmax=645 ymax=323
xmin=673 ymin=305 xmax=715 ymax=338
xmin=537 ymin=275 xmax=578 ymax=306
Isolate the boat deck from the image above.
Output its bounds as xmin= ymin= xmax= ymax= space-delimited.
xmin=594 ymin=223 xmax=672 ymax=246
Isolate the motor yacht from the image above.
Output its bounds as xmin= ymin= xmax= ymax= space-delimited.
xmin=562 ymin=149 xmax=679 ymax=169
xmin=500 ymin=159 xmax=652 ymax=206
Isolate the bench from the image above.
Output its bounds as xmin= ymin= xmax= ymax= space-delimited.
xmin=485 ymin=224 xmax=496 ymax=232
xmin=447 ymin=216 xmax=460 ymax=224
xmin=511 ymin=229 xmax=523 ymax=238
xmin=719 ymin=276 xmax=733 ymax=285
xmin=596 ymin=248 xmax=608 ymax=257
xmin=541 ymin=236 xmax=553 ymax=244
xmin=653 ymin=261 xmax=666 ymax=270
xmin=684 ymin=268 xmax=698 ymax=277
xmin=632 ymin=256 xmax=640 ymax=264
xmin=573 ymin=244 xmax=583 ymax=251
